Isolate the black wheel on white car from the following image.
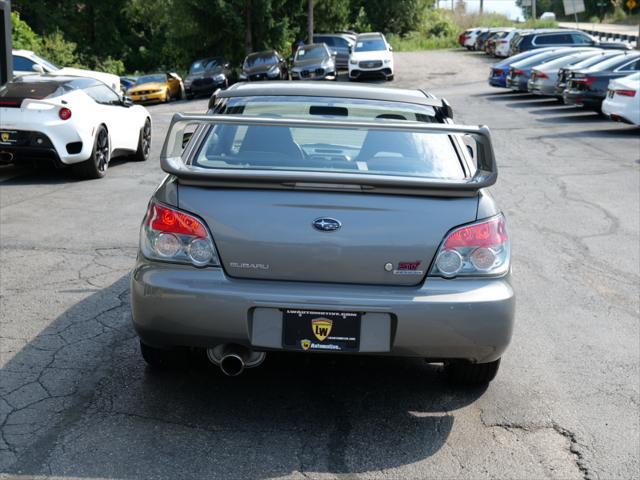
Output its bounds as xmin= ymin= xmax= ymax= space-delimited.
xmin=73 ymin=125 xmax=110 ymax=179
xmin=444 ymin=358 xmax=501 ymax=385
xmin=132 ymin=118 xmax=151 ymax=162
xmin=140 ymin=341 xmax=173 ymax=369
xmin=387 ymin=74 xmax=394 ymax=81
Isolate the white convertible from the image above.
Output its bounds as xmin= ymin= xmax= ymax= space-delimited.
xmin=0 ymin=75 xmax=151 ymax=179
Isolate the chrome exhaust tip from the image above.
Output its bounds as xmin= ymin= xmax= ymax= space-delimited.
xmin=206 ymin=344 xmax=265 ymax=376
xmin=219 ymin=352 xmax=245 ymax=377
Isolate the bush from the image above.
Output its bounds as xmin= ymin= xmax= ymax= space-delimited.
xmin=39 ymin=31 xmax=78 ymax=67
xmin=11 ymin=11 xmax=40 ymax=51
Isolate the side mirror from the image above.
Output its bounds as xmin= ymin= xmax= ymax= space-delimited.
xmin=389 ymin=45 xmax=393 ymax=52
xmin=32 ymin=64 xmax=45 ymax=74
xmin=224 ymin=62 xmax=231 ymax=69
xmin=348 ymin=46 xmax=352 ymax=54
xmin=122 ymin=96 xmax=134 ymax=107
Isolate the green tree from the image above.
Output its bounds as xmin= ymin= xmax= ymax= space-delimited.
xmin=10 ymin=11 xmax=40 ymax=51
xmin=314 ymin=0 xmax=350 ymax=33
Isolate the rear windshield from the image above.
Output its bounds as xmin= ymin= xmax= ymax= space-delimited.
xmin=0 ymin=81 xmax=66 ymax=105
xmin=587 ymin=54 xmax=638 ymax=71
xmin=572 ymin=53 xmax=622 ymax=69
xmin=195 ymin=97 xmax=465 ymax=180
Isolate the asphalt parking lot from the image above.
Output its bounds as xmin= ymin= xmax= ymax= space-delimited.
xmin=1 ymin=50 xmax=638 ymax=480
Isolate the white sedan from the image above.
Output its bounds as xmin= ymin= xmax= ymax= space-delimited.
xmin=0 ymin=75 xmax=151 ymax=179
xmin=602 ymin=72 xmax=640 ymax=126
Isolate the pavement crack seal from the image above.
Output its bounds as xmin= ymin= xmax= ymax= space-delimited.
xmin=481 ymin=417 xmax=593 ymax=480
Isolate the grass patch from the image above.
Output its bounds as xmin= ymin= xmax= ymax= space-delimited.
xmin=387 ymin=9 xmax=558 ymax=52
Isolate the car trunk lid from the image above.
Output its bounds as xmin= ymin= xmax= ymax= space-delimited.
xmin=178 ymin=187 xmax=478 ymax=286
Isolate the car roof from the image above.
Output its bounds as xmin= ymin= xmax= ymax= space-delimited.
xmin=9 ymin=74 xmax=102 ymax=87
xmin=356 ymin=32 xmax=383 ymax=39
xmin=298 ymin=43 xmax=328 ymax=51
xmin=246 ymin=50 xmax=278 ymax=58
xmin=12 ymin=49 xmax=35 ymax=57
xmin=221 ymin=82 xmax=443 ymax=108
xmin=193 ymin=56 xmax=224 ymax=64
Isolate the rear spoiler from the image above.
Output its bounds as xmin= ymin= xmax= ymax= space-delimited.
xmin=160 ymin=114 xmax=497 ymax=197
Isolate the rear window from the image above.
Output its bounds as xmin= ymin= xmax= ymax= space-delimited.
xmin=535 ymin=34 xmax=572 ymax=45
xmin=0 ymin=81 xmax=66 ymax=105
xmin=195 ymin=97 xmax=465 ymax=180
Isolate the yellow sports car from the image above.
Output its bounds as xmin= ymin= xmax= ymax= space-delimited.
xmin=126 ymin=72 xmax=184 ymax=103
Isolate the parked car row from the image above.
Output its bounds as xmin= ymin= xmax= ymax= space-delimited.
xmin=459 ymin=27 xmax=631 ymax=58
xmin=459 ymin=27 xmax=639 ymax=126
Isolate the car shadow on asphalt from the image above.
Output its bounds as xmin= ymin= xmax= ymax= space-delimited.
xmin=534 ymin=125 xmax=640 ymax=139
xmin=0 ymin=275 xmax=487 ymax=479
xmin=0 ymin=158 xmax=131 ymax=185
xmin=475 ymin=91 xmax=533 ymax=101
xmin=535 ymin=112 xmax=607 ymax=124
xmin=505 ymin=98 xmax=562 ymax=109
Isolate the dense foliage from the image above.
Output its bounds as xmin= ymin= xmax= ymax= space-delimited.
xmin=516 ymin=0 xmax=637 ymax=21
xmin=11 ymin=0 xmax=434 ymax=74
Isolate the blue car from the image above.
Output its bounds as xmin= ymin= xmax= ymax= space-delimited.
xmin=489 ymin=47 xmax=560 ymax=88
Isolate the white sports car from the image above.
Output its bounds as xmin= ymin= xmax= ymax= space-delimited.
xmin=0 ymin=75 xmax=151 ymax=179
xmin=602 ymin=72 xmax=640 ymax=126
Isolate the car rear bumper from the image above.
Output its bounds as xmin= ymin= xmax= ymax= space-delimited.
xmin=506 ymin=76 xmax=528 ymax=92
xmin=563 ymin=89 xmax=603 ymax=107
xmin=0 ymin=130 xmax=88 ymax=166
xmin=488 ymin=75 xmax=507 ymax=88
xmin=131 ymin=260 xmax=515 ymax=363
xmin=528 ymin=80 xmax=557 ymax=96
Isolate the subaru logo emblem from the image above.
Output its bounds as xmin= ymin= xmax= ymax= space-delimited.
xmin=312 ymin=217 xmax=341 ymax=232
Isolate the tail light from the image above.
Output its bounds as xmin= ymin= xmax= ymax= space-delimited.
xmin=513 ymin=69 xmax=524 ymax=76
xmin=574 ymin=76 xmax=595 ymax=87
xmin=58 ymin=107 xmax=72 ymax=120
xmin=429 ymin=214 xmax=510 ymax=279
xmin=535 ymin=71 xmax=548 ymax=79
xmin=140 ymin=202 xmax=220 ymax=268
xmin=614 ymin=89 xmax=636 ymax=97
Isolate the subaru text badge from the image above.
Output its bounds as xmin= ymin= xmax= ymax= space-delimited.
xmin=312 ymin=217 xmax=341 ymax=232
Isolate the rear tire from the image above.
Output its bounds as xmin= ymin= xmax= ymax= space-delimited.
xmin=132 ymin=118 xmax=151 ymax=162
xmin=73 ymin=125 xmax=109 ymax=179
xmin=140 ymin=341 xmax=173 ymax=369
xmin=445 ymin=358 xmax=501 ymax=385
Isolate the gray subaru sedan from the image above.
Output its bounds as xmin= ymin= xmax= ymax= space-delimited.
xmin=131 ymin=82 xmax=515 ymax=385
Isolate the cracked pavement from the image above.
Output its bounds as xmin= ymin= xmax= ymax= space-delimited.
xmin=0 ymin=50 xmax=638 ymax=479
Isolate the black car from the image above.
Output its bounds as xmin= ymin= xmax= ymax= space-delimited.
xmin=184 ymin=57 xmax=233 ymax=99
xmin=512 ymin=29 xmax=630 ymax=55
xmin=290 ymin=43 xmax=337 ymax=81
xmin=239 ymin=50 xmax=288 ymax=82
xmin=555 ymin=50 xmax=625 ymax=96
xmin=564 ymin=52 xmax=640 ymax=110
